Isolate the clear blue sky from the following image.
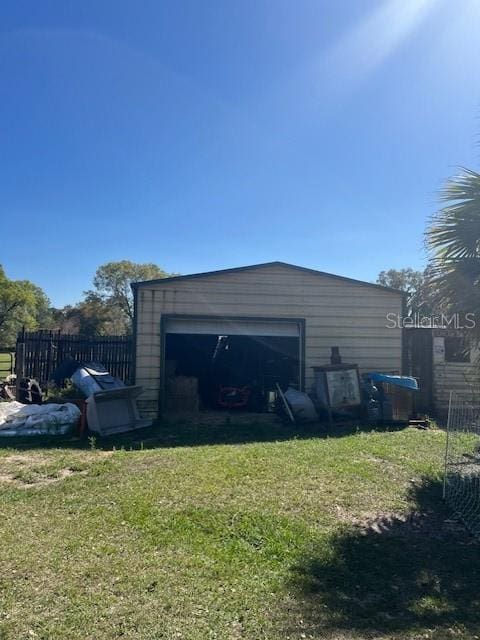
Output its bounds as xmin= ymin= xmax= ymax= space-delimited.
xmin=1 ymin=0 xmax=480 ymax=307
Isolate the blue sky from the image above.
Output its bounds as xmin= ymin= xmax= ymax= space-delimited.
xmin=1 ymin=0 xmax=480 ymax=307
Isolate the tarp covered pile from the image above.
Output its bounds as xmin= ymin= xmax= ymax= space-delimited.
xmin=0 ymin=402 xmax=80 ymax=437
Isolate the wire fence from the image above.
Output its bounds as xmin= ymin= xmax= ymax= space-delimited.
xmin=443 ymin=390 xmax=480 ymax=538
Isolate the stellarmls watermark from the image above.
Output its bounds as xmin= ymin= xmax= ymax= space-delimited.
xmin=385 ymin=313 xmax=476 ymax=329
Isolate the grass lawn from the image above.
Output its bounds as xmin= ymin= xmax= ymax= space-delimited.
xmin=0 ymin=423 xmax=479 ymax=640
xmin=0 ymin=352 xmax=14 ymax=380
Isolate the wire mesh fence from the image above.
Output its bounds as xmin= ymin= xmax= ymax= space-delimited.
xmin=443 ymin=390 xmax=480 ymax=538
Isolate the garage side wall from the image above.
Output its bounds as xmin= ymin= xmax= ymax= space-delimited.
xmin=134 ymin=265 xmax=403 ymax=418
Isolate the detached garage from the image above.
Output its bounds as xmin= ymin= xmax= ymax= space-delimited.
xmin=132 ymin=262 xmax=404 ymax=419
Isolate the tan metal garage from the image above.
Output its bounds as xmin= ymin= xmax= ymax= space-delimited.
xmin=132 ymin=262 xmax=404 ymax=419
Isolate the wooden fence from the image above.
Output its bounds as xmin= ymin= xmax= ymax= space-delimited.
xmin=15 ymin=330 xmax=134 ymax=387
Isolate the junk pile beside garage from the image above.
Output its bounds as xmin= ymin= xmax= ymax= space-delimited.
xmin=0 ymin=348 xmax=422 ymax=433
xmin=69 ymin=361 xmax=152 ymax=436
xmin=162 ymin=341 xmax=420 ymax=425
xmin=0 ymin=401 xmax=80 ymax=437
xmin=277 ymin=348 xmax=419 ymax=424
xmin=0 ymin=360 xmax=151 ymax=437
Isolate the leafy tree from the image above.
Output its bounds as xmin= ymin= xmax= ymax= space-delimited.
xmin=89 ymin=261 xmax=170 ymax=333
xmin=426 ymin=168 xmax=480 ymax=319
xmin=52 ymin=293 xmax=119 ymax=338
xmin=29 ymin=284 xmax=53 ymax=328
xmin=0 ymin=260 xmax=172 ymax=342
xmin=376 ymin=267 xmax=437 ymax=317
xmin=0 ymin=265 xmax=53 ymax=345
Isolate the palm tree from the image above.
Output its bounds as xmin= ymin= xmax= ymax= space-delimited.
xmin=426 ymin=168 xmax=480 ymax=319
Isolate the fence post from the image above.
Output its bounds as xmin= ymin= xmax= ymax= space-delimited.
xmin=15 ymin=341 xmax=25 ymax=401
xmin=442 ymin=390 xmax=453 ymax=500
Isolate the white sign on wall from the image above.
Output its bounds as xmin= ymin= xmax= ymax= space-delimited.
xmin=325 ymin=368 xmax=361 ymax=408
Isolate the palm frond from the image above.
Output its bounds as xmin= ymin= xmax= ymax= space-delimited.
xmin=427 ymin=168 xmax=480 ymax=262
xmin=426 ymin=168 xmax=480 ymax=318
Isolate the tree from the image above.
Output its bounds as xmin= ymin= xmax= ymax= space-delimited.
xmin=52 ymin=293 xmax=120 ymax=338
xmin=426 ymin=168 xmax=480 ymax=319
xmin=90 ymin=261 xmax=170 ymax=333
xmin=0 ymin=265 xmax=54 ymax=345
xmin=376 ymin=267 xmax=437 ymax=317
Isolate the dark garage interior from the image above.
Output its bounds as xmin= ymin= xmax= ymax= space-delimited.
xmin=164 ymin=333 xmax=300 ymax=413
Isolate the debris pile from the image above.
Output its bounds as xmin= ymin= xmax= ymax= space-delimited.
xmin=0 ymin=401 xmax=80 ymax=437
xmin=68 ymin=362 xmax=152 ymax=436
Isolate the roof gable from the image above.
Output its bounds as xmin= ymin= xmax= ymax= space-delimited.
xmin=131 ymin=261 xmax=403 ymax=295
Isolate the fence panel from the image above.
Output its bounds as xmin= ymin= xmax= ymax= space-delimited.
xmin=443 ymin=390 xmax=480 ymax=538
xmin=15 ymin=330 xmax=134 ymax=387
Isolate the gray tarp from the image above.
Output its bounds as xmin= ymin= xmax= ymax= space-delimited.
xmin=0 ymin=401 xmax=80 ymax=436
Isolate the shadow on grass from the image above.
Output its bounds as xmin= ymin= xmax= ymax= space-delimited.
xmin=288 ymin=480 xmax=480 ymax=639
xmin=0 ymin=419 xmax=409 ymax=451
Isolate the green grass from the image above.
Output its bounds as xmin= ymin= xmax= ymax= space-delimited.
xmin=0 ymin=424 xmax=478 ymax=640
xmin=0 ymin=352 xmax=14 ymax=379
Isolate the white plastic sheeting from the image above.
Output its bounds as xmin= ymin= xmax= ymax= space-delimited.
xmin=0 ymin=402 xmax=80 ymax=436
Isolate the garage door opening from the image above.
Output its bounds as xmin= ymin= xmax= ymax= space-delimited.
xmin=162 ymin=316 xmax=303 ymax=415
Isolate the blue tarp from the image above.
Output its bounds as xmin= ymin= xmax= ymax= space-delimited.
xmin=366 ymin=372 xmax=418 ymax=391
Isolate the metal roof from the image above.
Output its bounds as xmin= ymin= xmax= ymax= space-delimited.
xmin=131 ymin=261 xmax=403 ymax=295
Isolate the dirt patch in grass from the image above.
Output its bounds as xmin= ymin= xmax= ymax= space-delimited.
xmin=19 ymin=466 xmax=88 ymax=487
xmin=0 ymin=465 xmax=88 ymax=487
xmin=3 ymin=452 xmax=49 ymax=465
xmin=0 ymin=450 xmax=112 ymax=487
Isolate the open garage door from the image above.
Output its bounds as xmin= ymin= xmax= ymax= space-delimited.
xmin=161 ymin=315 xmax=305 ymax=413
xmin=164 ymin=316 xmax=301 ymax=337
